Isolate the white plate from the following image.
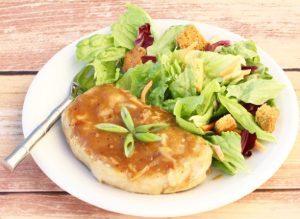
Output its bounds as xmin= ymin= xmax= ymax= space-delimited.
xmin=22 ymin=19 xmax=299 ymax=217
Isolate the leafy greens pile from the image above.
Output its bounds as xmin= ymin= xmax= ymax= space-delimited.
xmin=74 ymin=4 xmax=284 ymax=175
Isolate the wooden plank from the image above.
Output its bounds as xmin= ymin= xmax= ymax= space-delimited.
xmin=0 ymin=0 xmax=299 ymax=71
xmin=0 ymin=190 xmax=299 ymax=219
xmin=0 ymin=75 xmax=60 ymax=192
xmin=0 ymin=72 xmax=299 ymax=192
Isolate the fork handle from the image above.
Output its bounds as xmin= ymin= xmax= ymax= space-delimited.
xmin=2 ymin=97 xmax=73 ymax=171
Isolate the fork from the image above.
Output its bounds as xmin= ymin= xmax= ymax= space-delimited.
xmin=2 ymin=81 xmax=79 ymax=171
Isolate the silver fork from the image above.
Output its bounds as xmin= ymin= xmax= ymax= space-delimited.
xmin=2 ymin=81 xmax=80 ymax=171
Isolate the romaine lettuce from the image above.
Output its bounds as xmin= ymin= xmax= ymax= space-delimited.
xmin=147 ymin=25 xmax=186 ymax=56
xmin=220 ymin=40 xmax=259 ymax=65
xmin=147 ymin=82 xmax=168 ymax=106
xmin=73 ymin=65 xmax=95 ymax=97
xmin=160 ymin=51 xmax=184 ymax=80
xmin=97 ymin=47 xmax=126 ymax=62
xmin=116 ymin=61 xmax=161 ymax=97
xmin=226 ymin=78 xmax=285 ymax=105
xmin=171 ymin=81 xmax=221 ymax=134
xmin=199 ymin=51 xmax=246 ymax=84
xmin=189 ymin=79 xmax=220 ymax=127
xmin=92 ymin=59 xmax=120 ymax=85
xmin=173 ymin=99 xmax=205 ymax=135
xmin=169 ymin=60 xmax=203 ymax=98
xmin=220 ymin=40 xmax=271 ymax=79
xmin=175 ymin=96 xmax=203 ymax=117
xmin=209 ymin=131 xmax=247 ymax=175
xmin=76 ymin=34 xmax=126 ymax=87
xmin=76 ymin=34 xmax=114 ymax=63
xmin=112 ymin=4 xmax=153 ymax=50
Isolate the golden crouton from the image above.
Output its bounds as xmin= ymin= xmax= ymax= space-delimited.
xmin=176 ymin=25 xmax=207 ymax=50
xmin=214 ymin=114 xmax=237 ymax=134
xmin=255 ymin=104 xmax=279 ymax=133
xmin=122 ymin=46 xmax=146 ymax=72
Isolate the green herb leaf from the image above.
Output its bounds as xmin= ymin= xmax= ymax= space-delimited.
xmin=95 ymin=106 xmax=168 ymax=158
xmin=134 ymin=132 xmax=162 ymax=142
xmin=135 ymin=123 xmax=169 ymax=133
xmin=120 ymin=106 xmax=135 ymax=132
xmin=95 ymin=123 xmax=128 ymax=133
xmin=124 ymin=133 xmax=135 ymax=158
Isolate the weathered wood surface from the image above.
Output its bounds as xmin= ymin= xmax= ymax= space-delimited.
xmin=1 ymin=0 xmax=300 ymax=218
xmin=0 ymin=191 xmax=300 ymax=219
xmin=0 ymin=0 xmax=299 ymax=71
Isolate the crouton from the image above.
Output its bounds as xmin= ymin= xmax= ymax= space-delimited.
xmin=214 ymin=114 xmax=237 ymax=134
xmin=122 ymin=46 xmax=146 ymax=72
xmin=255 ymin=104 xmax=279 ymax=133
xmin=176 ymin=25 xmax=207 ymax=50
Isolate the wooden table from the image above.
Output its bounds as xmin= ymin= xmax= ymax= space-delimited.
xmin=0 ymin=1 xmax=299 ymax=218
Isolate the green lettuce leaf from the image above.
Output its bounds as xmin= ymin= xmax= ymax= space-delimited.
xmin=199 ymin=51 xmax=246 ymax=84
xmin=169 ymin=60 xmax=203 ymax=98
xmin=72 ymin=65 xmax=96 ymax=97
xmin=147 ymin=25 xmax=186 ymax=56
xmin=112 ymin=4 xmax=153 ymax=50
xmin=211 ymin=104 xmax=228 ymax=121
xmin=145 ymin=49 xmax=203 ymax=107
xmin=255 ymin=63 xmax=272 ymax=79
xmin=190 ymin=107 xmax=214 ymax=128
xmin=218 ymin=94 xmax=275 ymax=142
xmin=220 ymin=40 xmax=271 ymax=79
xmin=75 ymin=34 xmax=126 ymax=89
xmin=91 ymin=59 xmax=121 ymax=85
xmin=176 ymin=96 xmax=203 ymax=118
xmin=76 ymin=34 xmax=114 ymax=62
xmin=173 ymin=99 xmax=204 ymax=135
xmin=116 ymin=61 xmax=160 ymax=97
xmin=93 ymin=48 xmax=125 ymax=86
xmin=175 ymin=117 xmax=205 ymax=135
xmin=146 ymin=61 xmax=173 ymax=106
xmin=161 ymin=99 xmax=177 ymax=113
xmin=208 ymin=131 xmax=247 ymax=175
xmin=97 ymin=47 xmax=126 ymax=62
xmin=160 ymin=50 xmax=184 ymax=80
xmin=189 ymin=79 xmax=221 ymax=127
xmin=147 ymin=83 xmax=168 ymax=106
xmin=197 ymin=79 xmax=221 ymax=115
xmin=226 ymin=78 xmax=285 ymax=105
xmin=220 ymin=40 xmax=259 ymax=65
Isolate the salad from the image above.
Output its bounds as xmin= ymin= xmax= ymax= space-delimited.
xmin=73 ymin=4 xmax=284 ymax=175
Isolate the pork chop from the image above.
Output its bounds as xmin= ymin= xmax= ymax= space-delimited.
xmin=61 ymin=84 xmax=212 ymax=194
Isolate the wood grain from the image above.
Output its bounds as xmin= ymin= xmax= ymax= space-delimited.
xmin=0 ymin=72 xmax=299 ymax=191
xmin=0 ymin=190 xmax=299 ymax=219
xmin=1 ymin=1 xmax=300 ymax=218
xmin=0 ymin=0 xmax=299 ymax=71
